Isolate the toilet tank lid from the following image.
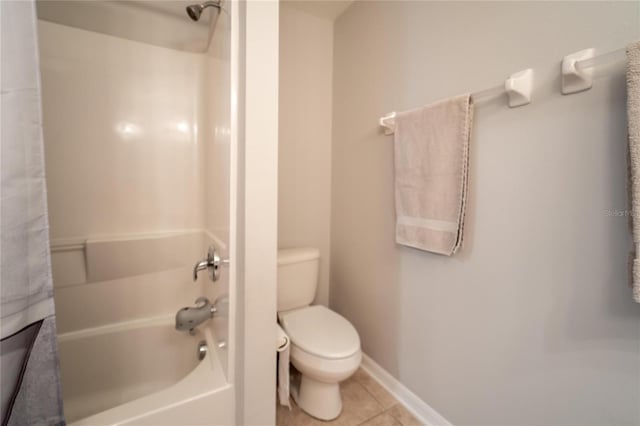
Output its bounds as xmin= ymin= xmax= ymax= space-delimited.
xmin=278 ymin=248 xmax=320 ymax=266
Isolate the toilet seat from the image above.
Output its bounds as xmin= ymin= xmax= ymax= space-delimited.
xmin=279 ymin=305 xmax=360 ymax=360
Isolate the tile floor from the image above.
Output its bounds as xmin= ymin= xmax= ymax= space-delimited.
xmin=276 ymin=368 xmax=423 ymax=426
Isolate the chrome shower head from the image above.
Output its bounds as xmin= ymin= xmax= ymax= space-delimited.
xmin=186 ymin=1 xmax=221 ymax=21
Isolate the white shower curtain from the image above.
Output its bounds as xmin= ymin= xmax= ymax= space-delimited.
xmin=0 ymin=1 xmax=65 ymax=424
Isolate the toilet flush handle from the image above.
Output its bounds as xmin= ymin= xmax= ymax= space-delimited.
xmin=193 ymin=246 xmax=229 ymax=282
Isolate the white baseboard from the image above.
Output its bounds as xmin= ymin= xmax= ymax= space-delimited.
xmin=361 ymin=353 xmax=452 ymax=426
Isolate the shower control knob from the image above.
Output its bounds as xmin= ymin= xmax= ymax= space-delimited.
xmin=193 ymin=246 xmax=229 ymax=282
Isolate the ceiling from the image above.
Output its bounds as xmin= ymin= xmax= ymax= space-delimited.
xmin=283 ymin=0 xmax=354 ymax=21
xmin=36 ymin=1 xmax=213 ymax=52
xmin=36 ymin=0 xmax=354 ymax=52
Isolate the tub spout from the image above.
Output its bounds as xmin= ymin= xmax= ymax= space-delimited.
xmin=175 ymin=297 xmax=217 ymax=334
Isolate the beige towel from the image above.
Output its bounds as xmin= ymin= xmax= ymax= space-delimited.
xmin=627 ymin=41 xmax=640 ymax=303
xmin=393 ymin=95 xmax=474 ymax=255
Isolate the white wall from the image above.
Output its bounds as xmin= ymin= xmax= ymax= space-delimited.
xmin=278 ymin=2 xmax=334 ymax=306
xmin=331 ymin=2 xmax=640 ymax=425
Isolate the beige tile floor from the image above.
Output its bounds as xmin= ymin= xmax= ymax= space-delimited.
xmin=276 ymin=368 xmax=423 ymax=426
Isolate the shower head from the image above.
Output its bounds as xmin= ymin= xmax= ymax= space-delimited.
xmin=186 ymin=1 xmax=221 ymax=21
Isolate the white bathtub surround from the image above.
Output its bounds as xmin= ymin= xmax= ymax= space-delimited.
xmin=38 ymin=20 xmax=207 ymax=240
xmin=0 ymin=1 xmax=64 ymax=424
xmin=59 ymin=317 xmax=233 ymax=425
xmin=49 ymin=229 xmax=226 ymax=288
xmin=393 ymin=95 xmax=474 ymax=256
xmin=276 ymin=324 xmax=291 ymax=409
xmin=51 ymin=230 xmax=226 ymax=333
xmin=37 ymin=1 xmax=235 ymax=422
xmin=627 ymin=40 xmax=640 ymax=303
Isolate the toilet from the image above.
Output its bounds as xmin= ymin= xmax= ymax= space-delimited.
xmin=277 ymin=248 xmax=362 ymax=421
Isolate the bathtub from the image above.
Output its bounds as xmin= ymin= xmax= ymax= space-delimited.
xmin=57 ymin=317 xmax=233 ymax=425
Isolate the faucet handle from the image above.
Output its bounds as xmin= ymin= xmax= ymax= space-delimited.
xmin=193 ymin=246 xmax=229 ymax=282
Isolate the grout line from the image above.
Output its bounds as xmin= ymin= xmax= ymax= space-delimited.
xmin=359 ymin=370 xmax=400 ymax=407
xmin=353 ymin=369 xmax=403 ymax=426
xmin=353 ymin=372 xmax=387 ymax=420
xmin=357 ymin=407 xmax=407 ymax=426
xmin=355 ymin=411 xmax=389 ymax=426
xmin=352 ymin=380 xmax=385 ymax=425
xmin=354 ymin=375 xmax=384 ymax=404
xmin=384 ymin=405 xmax=408 ymax=426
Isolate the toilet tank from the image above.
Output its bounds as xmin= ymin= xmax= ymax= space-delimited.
xmin=277 ymin=248 xmax=320 ymax=312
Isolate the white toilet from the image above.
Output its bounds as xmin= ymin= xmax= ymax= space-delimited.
xmin=277 ymin=248 xmax=362 ymax=421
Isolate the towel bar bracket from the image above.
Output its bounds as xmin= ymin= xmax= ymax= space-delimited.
xmin=380 ymin=111 xmax=397 ymax=135
xmin=562 ymin=48 xmax=595 ymax=95
xmin=505 ymin=68 xmax=533 ymax=108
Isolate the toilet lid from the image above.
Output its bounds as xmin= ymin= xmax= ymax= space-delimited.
xmin=279 ymin=305 xmax=360 ymax=360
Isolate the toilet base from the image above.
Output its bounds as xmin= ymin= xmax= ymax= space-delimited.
xmin=292 ymin=375 xmax=342 ymax=421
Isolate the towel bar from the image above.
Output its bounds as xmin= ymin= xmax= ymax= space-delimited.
xmin=379 ymin=68 xmax=533 ymax=135
xmin=379 ymin=46 xmax=627 ymax=135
